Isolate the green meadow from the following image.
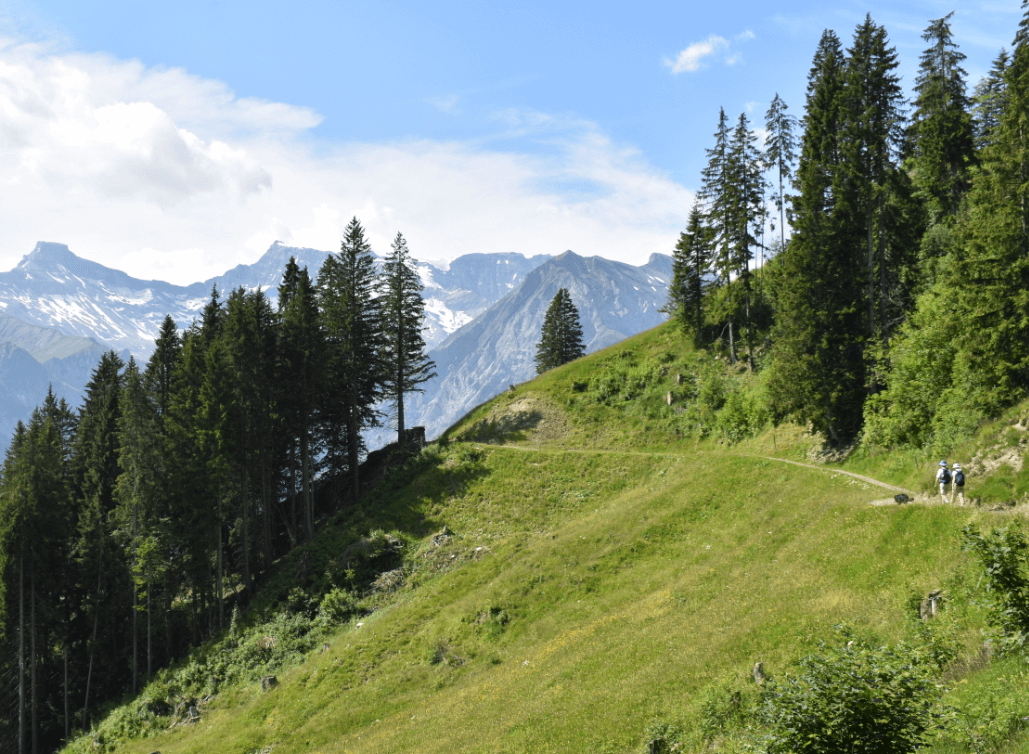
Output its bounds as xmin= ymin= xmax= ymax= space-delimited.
xmin=70 ymin=322 xmax=1029 ymax=754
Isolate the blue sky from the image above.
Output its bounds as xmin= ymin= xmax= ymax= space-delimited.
xmin=0 ymin=1 xmax=1021 ymax=283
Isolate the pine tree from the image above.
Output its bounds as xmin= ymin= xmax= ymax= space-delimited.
xmin=841 ymin=15 xmax=906 ymax=349
xmin=380 ymin=232 xmax=436 ymax=444
xmin=318 ymin=217 xmax=384 ymax=505
xmin=699 ymin=108 xmax=738 ymax=360
xmin=726 ymin=111 xmax=767 ymax=369
xmin=767 ymin=29 xmax=867 ymax=445
xmin=535 ymin=289 xmax=585 ymax=374
xmin=667 ymin=203 xmax=712 ymax=345
xmin=908 ymin=12 xmax=975 ymax=221
xmin=278 ymin=258 xmax=323 ymax=542
xmin=763 ymin=93 xmax=798 ymax=251
xmin=972 ymin=49 xmax=1010 ymax=153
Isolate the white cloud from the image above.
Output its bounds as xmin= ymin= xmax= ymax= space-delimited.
xmin=0 ymin=38 xmax=692 ymax=285
xmin=665 ymin=35 xmax=729 ymax=74
xmin=665 ymin=29 xmax=757 ymax=75
xmin=427 ymin=94 xmax=460 ymax=113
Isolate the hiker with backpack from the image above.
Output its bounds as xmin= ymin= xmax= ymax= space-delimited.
xmin=951 ymin=463 xmax=966 ymax=506
xmin=935 ymin=461 xmax=951 ymax=503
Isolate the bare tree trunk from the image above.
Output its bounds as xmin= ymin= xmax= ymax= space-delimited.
xmin=18 ymin=546 xmax=25 ymax=754
xmin=82 ymin=539 xmax=104 ymax=729
xmin=147 ymin=578 xmax=152 ymax=679
xmin=31 ymin=573 xmax=37 ymax=754
xmin=289 ymin=443 xmax=298 ymax=547
xmin=242 ymin=465 xmax=251 ymax=594
xmin=302 ymin=428 xmax=313 ymax=541
xmin=349 ymin=386 xmax=360 ymax=504
xmin=216 ymin=503 xmax=225 ymax=630
xmin=261 ymin=447 xmax=271 ymax=572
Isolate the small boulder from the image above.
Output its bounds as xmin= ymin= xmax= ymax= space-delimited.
xmin=894 ymin=493 xmax=910 ymax=504
xmin=753 ymin=661 xmax=766 ymax=685
xmin=261 ymin=675 xmax=278 ymax=691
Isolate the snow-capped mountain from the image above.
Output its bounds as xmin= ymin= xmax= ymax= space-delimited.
xmin=405 ymin=251 xmax=672 ymax=439
xmin=0 ymin=242 xmax=550 ymax=357
xmin=0 ymin=312 xmax=115 ymax=446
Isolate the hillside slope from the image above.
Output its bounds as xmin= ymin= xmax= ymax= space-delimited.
xmin=67 ymin=322 xmax=1029 ymax=754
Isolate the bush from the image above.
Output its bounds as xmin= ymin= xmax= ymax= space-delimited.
xmin=318 ymin=588 xmax=358 ymax=625
xmin=962 ymin=523 xmax=1029 ymax=655
xmin=760 ymin=632 xmax=949 ymax=754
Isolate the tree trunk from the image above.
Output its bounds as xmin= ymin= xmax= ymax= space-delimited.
xmin=302 ymin=427 xmax=313 ymax=541
xmin=82 ymin=539 xmax=104 ymax=729
xmin=30 ymin=573 xmax=37 ymax=754
xmin=147 ymin=578 xmax=152 ymax=679
xmin=18 ymin=545 xmax=25 ymax=754
xmin=132 ymin=499 xmax=138 ymax=695
xmin=261 ymin=446 xmax=271 ymax=571
xmin=349 ymin=385 xmax=360 ymax=504
xmin=242 ymin=464 xmax=251 ymax=594
xmin=216 ymin=504 xmax=225 ymax=630
xmin=867 ymin=205 xmax=875 ymax=339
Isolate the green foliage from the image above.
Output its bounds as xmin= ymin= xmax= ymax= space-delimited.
xmin=535 ymin=288 xmax=586 ymax=374
xmin=962 ymin=524 xmax=1029 ymax=655
xmin=760 ymin=631 xmax=950 ymax=754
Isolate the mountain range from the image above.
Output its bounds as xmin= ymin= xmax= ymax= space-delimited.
xmin=0 ymin=240 xmax=670 ymax=451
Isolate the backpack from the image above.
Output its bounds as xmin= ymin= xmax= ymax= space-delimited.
xmin=941 ymin=468 xmax=952 ymax=485
xmin=954 ymin=469 xmax=964 ymax=486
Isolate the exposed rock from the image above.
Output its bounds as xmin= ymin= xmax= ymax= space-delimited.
xmin=261 ymin=675 xmax=278 ymax=691
xmin=920 ymin=590 xmax=943 ymax=620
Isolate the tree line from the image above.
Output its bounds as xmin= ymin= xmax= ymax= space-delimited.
xmin=668 ymin=8 xmax=1027 ymax=450
xmin=0 ymin=218 xmax=435 ymax=753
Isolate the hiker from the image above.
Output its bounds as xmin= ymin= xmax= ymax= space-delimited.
xmin=935 ymin=460 xmax=951 ymax=503
xmin=951 ymin=463 xmax=966 ymax=506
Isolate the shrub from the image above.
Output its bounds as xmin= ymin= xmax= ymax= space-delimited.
xmin=760 ymin=633 xmax=948 ymax=754
xmin=962 ymin=523 xmax=1029 ymax=655
xmin=317 ymin=588 xmax=358 ymax=625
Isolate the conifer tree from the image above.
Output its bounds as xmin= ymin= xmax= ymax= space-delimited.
xmin=318 ymin=217 xmax=384 ymax=504
xmin=534 ymin=289 xmax=585 ymax=374
xmin=278 ymin=258 xmax=322 ymax=541
xmin=763 ymin=93 xmax=798 ymax=251
xmin=768 ymin=29 xmax=867 ymax=445
xmin=726 ymin=111 xmax=767 ymax=369
xmin=380 ymin=232 xmax=436 ymax=444
xmin=908 ymin=12 xmax=975 ymax=221
xmin=972 ymin=49 xmax=1010 ymax=152
xmin=667 ymin=203 xmax=712 ymax=345
xmin=842 ymin=15 xmax=906 ymax=348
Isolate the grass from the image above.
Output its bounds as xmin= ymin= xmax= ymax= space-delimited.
xmin=67 ymin=321 xmax=1029 ymax=754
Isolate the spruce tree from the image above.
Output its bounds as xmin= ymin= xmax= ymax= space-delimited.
xmin=842 ymin=15 xmax=906 ymax=349
xmin=278 ymin=258 xmax=323 ymax=541
xmin=908 ymin=12 xmax=975 ymax=221
xmin=767 ymin=29 xmax=867 ymax=445
xmin=763 ymin=93 xmax=798 ymax=251
xmin=667 ymin=203 xmax=712 ymax=345
xmin=317 ymin=217 xmax=384 ymax=504
xmin=972 ymin=49 xmax=1010 ymax=153
xmin=380 ymin=232 xmax=436 ymax=444
xmin=699 ymin=108 xmax=737 ymax=360
xmin=535 ymin=289 xmax=585 ymax=374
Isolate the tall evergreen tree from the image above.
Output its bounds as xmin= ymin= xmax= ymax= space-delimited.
xmin=972 ymin=49 xmax=1010 ymax=153
xmin=318 ymin=217 xmax=384 ymax=505
xmin=380 ymin=233 xmax=436 ymax=444
xmin=278 ymin=258 xmax=323 ymax=542
xmin=841 ymin=15 xmax=906 ymax=349
xmin=908 ymin=12 xmax=975 ymax=221
xmin=667 ymin=203 xmax=712 ymax=345
xmin=768 ymin=29 xmax=867 ymax=445
xmin=535 ymin=289 xmax=585 ymax=374
xmin=726 ymin=111 xmax=767 ymax=369
xmin=763 ymin=93 xmax=798 ymax=251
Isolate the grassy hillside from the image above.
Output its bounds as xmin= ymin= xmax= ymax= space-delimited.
xmin=67 ymin=321 xmax=1029 ymax=754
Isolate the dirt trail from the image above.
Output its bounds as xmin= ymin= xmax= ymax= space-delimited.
xmin=478 ymin=443 xmax=917 ymax=497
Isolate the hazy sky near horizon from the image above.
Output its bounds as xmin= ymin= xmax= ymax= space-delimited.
xmin=0 ymin=1 xmax=1021 ymax=284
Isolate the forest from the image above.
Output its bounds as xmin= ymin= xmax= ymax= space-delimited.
xmin=0 ymin=219 xmax=435 ymax=752
xmin=668 ymin=9 xmax=1028 ymax=452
